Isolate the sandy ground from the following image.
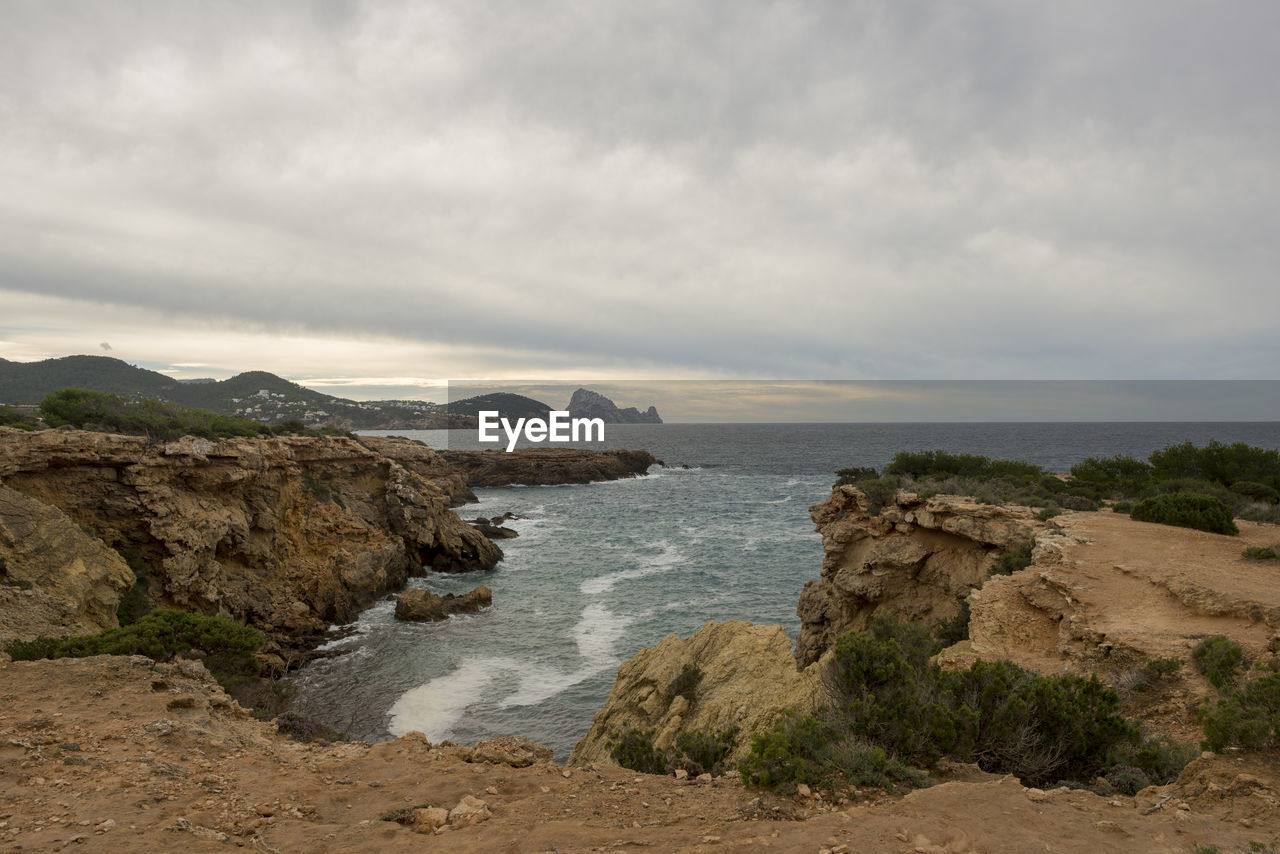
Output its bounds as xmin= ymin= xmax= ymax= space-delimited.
xmin=2 ymin=655 xmax=1277 ymax=854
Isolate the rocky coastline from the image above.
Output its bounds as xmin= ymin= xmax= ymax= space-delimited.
xmin=0 ymin=428 xmax=658 ymax=655
xmin=2 ymin=435 xmax=1279 ymax=850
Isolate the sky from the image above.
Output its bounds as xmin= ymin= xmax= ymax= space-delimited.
xmin=1 ymin=1 xmax=1278 ymax=403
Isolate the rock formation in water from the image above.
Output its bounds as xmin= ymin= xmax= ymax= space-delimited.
xmin=566 ymin=388 xmax=662 ymax=424
xmin=794 ymin=485 xmax=1040 ymax=667
xmin=395 ymin=585 xmax=493 ymax=622
xmin=0 ymin=427 xmax=501 ymax=646
xmin=569 ymin=620 xmax=823 ymax=767
xmin=439 ymin=448 xmax=660 ymax=487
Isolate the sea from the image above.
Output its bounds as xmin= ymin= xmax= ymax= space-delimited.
xmin=288 ymin=422 xmax=1280 ymax=760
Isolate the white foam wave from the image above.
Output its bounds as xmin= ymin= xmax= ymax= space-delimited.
xmin=387 ymin=656 xmax=521 ymax=740
xmin=579 ymin=540 xmax=682 ymax=595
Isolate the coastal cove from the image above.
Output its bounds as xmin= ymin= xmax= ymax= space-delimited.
xmin=290 ymin=421 xmax=1280 ymax=759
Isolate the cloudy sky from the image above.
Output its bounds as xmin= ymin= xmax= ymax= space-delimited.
xmin=2 ymin=1 xmax=1277 ymax=399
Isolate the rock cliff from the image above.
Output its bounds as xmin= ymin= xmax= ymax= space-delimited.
xmin=794 ymin=485 xmax=1040 ymax=666
xmin=569 ymin=620 xmax=823 ymax=767
xmin=0 ymin=428 xmax=501 ymax=646
xmin=0 ymin=484 xmax=135 ymax=640
xmin=438 ymin=448 xmax=660 ymax=487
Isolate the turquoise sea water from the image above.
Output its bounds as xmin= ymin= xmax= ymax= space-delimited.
xmin=289 ymin=422 xmax=1280 ymax=760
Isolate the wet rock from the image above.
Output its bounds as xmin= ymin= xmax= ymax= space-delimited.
xmin=395 ymin=586 xmax=492 ymax=622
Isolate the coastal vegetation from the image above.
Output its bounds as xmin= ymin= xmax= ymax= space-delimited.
xmin=38 ymin=388 xmax=351 ymax=441
xmin=837 ymin=441 xmax=1280 ymax=527
xmin=4 ymin=609 xmax=264 ymax=691
xmin=0 ymin=404 xmax=41 ymax=430
xmin=738 ymin=618 xmax=1197 ymax=795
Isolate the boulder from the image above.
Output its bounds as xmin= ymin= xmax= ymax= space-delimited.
xmin=395 ymin=586 xmax=493 ymax=622
xmin=466 ymin=735 xmax=554 ymax=767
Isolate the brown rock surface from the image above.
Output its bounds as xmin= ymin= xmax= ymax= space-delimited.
xmin=954 ymin=509 xmax=1280 ymax=738
xmin=795 ymin=485 xmax=1040 ymax=666
xmin=0 ymin=483 xmax=135 ymax=639
xmin=394 ymin=585 xmax=492 ymax=622
xmin=2 ymin=654 xmax=1276 ymax=853
xmin=357 ymin=434 xmax=477 ymax=506
xmin=0 ymin=428 xmax=500 ymax=646
xmin=439 ymin=447 xmax=660 ymax=487
xmin=570 ymin=620 xmax=824 ymax=767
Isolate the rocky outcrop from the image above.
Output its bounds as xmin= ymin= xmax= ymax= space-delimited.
xmin=439 ymin=448 xmax=660 ymax=487
xmin=569 ymin=620 xmax=823 ymax=768
xmin=567 ymin=388 xmax=662 ymax=424
xmin=794 ymin=485 xmax=1040 ymax=667
xmin=0 ymin=428 xmax=501 ymax=646
xmin=394 ymin=585 xmax=492 ymax=622
xmin=951 ymin=511 xmax=1280 ymax=685
xmin=469 ymin=515 xmax=519 ymax=539
xmin=0 ymin=484 xmax=136 ymax=640
xmin=356 ymin=435 xmax=477 ymax=506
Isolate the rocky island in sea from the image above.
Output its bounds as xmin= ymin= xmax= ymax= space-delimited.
xmin=1 ymin=423 xmax=1279 ymax=851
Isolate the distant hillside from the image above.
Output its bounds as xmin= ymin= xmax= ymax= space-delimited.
xmin=0 ymin=355 xmax=178 ymax=403
xmin=0 ymin=355 xmax=460 ymax=429
xmin=446 ymin=392 xmax=552 ymax=420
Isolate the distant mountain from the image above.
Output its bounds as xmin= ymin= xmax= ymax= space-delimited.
xmin=0 ymin=355 xmax=459 ymax=429
xmin=0 ymin=355 xmax=178 ymax=403
xmin=567 ymin=388 xmax=662 ymax=424
xmin=446 ymin=392 xmax=552 ymax=420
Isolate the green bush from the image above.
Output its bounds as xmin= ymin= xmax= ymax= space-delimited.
xmin=1130 ymin=493 xmax=1239 ymax=535
xmin=933 ymin=600 xmax=971 ymax=647
xmin=4 ymin=609 xmax=264 ymax=690
xmin=607 ymin=727 xmax=668 ymax=775
xmin=992 ymin=541 xmax=1035 ymax=576
xmin=114 ymin=548 xmax=153 ymax=625
xmin=609 ymin=724 xmax=741 ymax=777
xmin=40 ymin=388 xmax=265 ymax=442
xmin=0 ymin=404 xmax=41 ymax=430
xmin=1192 ymin=636 xmax=1244 ymax=689
xmin=666 ymin=663 xmax=703 ymax=706
xmin=738 ymin=712 xmax=837 ymax=792
xmin=1069 ymin=455 xmax=1153 ymax=498
xmin=1242 ymin=545 xmax=1280 ymax=562
xmin=1149 ymin=441 xmax=1280 ymax=492
xmin=1199 ymin=673 xmax=1280 ymax=751
xmin=835 ymin=466 xmax=878 ymax=485
xmin=1111 ymin=500 xmax=1133 ymax=514
xmin=817 ymin=618 xmax=1184 ymax=789
xmin=1142 ymin=657 xmax=1183 ymax=682
xmin=1231 ymin=481 xmax=1280 ymax=503
xmin=672 ymin=726 xmax=740 ymax=776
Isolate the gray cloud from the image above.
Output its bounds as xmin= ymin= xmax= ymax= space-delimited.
xmin=1 ymin=1 xmax=1277 ymax=380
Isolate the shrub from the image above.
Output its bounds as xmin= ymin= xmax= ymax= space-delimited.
xmin=1103 ymin=764 xmax=1151 ymax=796
xmin=114 ymin=548 xmax=153 ymax=625
xmin=672 ymin=726 xmax=740 ymax=776
xmin=1142 ymin=657 xmax=1183 ymax=682
xmin=666 ymin=663 xmax=703 ymax=706
xmin=817 ymin=617 xmax=1181 ymax=789
xmin=0 ymin=404 xmax=41 ymax=430
xmin=1130 ymin=493 xmax=1238 ymax=536
xmin=39 ymin=388 xmax=265 ymax=442
xmin=854 ymin=476 xmax=903 ymax=516
xmin=1199 ymin=673 xmax=1280 ymax=751
xmin=1192 ymin=636 xmax=1244 ymax=689
xmin=1243 ymin=545 xmax=1280 ymax=562
xmin=992 ymin=541 xmax=1035 ymax=576
xmin=738 ymin=712 xmax=836 ymax=792
xmin=608 ymin=727 xmax=668 ymax=775
xmin=1149 ymin=441 xmax=1280 ymax=492
xmin=4 ymin=609 xmax=264 ymax=690
xmin=1231 ymin=481 xmax=1280 ymax=503
xmin=1111 ymin=500 xmax=1133 ymax=514
xmin=1036 ymin=505 xmax=1062 ymax=521
xmin=835 ymin=466 xmax=878 ymax=485
xmin=609 ymin=724 xmax=741 ymax=777
xmin=933 ymin=600 xmax=971 ymax=647
xmin=1069 ymin=455 xmax=1153 ymax=498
